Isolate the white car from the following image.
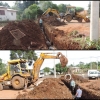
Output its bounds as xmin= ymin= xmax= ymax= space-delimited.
xmin=88 ymin=69 xmax=99 ymax=79
xmin=98 ymin=71 xmax=100 ymax=78
xmin=39 ymin=72 xmax=44 ymax=78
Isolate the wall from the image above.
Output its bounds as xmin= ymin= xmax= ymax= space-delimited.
xmin=6 ymin=10 xmax=16 ymax=21
xmin=0 ymin=8 xmax=8 ymax=21
xmin=0 ymin=7 xmax=16 ymax=21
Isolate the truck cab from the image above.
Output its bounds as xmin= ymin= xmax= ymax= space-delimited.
xmin=88 ymin=69 xmax=99 ymax=79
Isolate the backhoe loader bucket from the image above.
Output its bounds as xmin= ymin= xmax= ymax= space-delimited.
xmin=57 ymin=52 xmax=68 ymax=67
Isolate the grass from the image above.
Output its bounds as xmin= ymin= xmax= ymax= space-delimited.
xmin=70 ymin=36 xmax=100 ymax=50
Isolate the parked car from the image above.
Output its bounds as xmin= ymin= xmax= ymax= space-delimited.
xmin=88 ymin=69 xmax=99 ymax=79
xmin=39 ymin=72 xmax=44 ymax=78
xmin=98 ymin=71 xmax=100 ymax=78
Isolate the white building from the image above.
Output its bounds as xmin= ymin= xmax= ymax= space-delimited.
xmin=0 ymin=6 xmax=17 ymax=21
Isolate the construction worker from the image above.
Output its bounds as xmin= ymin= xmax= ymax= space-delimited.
xmin=74 ymin=85 xmax=82 ymax=100
xmin=70 ymin=78 xmax=76 ymax=95
xmin=14 ymin=64 xmax=20 ymax=73
xmin=39 ymin=16 xmax=43 ymax=28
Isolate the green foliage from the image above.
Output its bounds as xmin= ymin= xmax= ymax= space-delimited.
xmin=58 ymin=4 xmax=69 ymax=13
xmin=43 ymin=67 xmax=50 ymax=73
xmin=88 ymin=2 xmax=91 ymax=14
xmin=38 ymin=1 xmax=58 ymax=11
xmin=0 ymin=1 xmax=10 ymax=8
xmin=75 ymin=7 xmax=84 ymax=12
xmin=55 ymin=63 xmax=67 ymax=74
xmin=23 ymin=4 xmax=42 ymax=19
xmin=10 ymin=50 xmax=37 ymax=61
xmin=12 ymin=1 xmax=38 ymax=20
xmin=0 ymin=58 xmax=6 ymax=75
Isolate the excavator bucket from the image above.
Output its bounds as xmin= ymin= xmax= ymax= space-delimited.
xmin=57 ymin=52 xmax=68 ymax=67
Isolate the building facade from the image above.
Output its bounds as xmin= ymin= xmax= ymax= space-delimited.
xmin=0 ymin=6 xmax=17 ymax=21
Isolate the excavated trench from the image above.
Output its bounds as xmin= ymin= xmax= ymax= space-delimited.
xmin=42 ymin=17 xmax=83 ymax=50
xmin=60 ymin=74 xmax=100 ymax=99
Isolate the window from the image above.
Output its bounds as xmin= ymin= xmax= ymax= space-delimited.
xmin=11 ymin=12 xmax=13 ymax=16
xmin=0 ymin=10 xmax=5 ymax=15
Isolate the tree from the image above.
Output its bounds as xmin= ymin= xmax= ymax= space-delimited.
xmin=75 ymin=7 xmax=84 ymax=12
xmin=55 ymin=63 xmax=67 ymax=74
xmin=10 ymin=50 xmax=37 ymax=61
xmin=43 ymin=67 xmax=50 ymax=73
xmin=24 ymin=4 xmax=40 ymax=19
xmin=0 ymin=58 xmax=6 ymax=75
xmin=12 ymin=1 xmax=38 ymax=20
xmin=88 ymin=1 xmax=91 ymax=14
xmin=58 ymin=4 xmax=68 ymax=13
xmin=38 ymin=1 xmax=56 ymax=11
xmin=0 ymin=1 xmax=10 ymax=8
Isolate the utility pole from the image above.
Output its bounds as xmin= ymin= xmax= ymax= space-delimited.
xmin=97 ymin=58 xmax=98 ymax=70
xmin=90 ymin=1 xmax=99 ymax=41
xmin=54 ymin=50 xmax=56 ymax=78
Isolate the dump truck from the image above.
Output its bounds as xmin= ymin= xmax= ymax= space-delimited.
xmin=64 ymin=6 xmax=90 ymax=22
xmin=0 ymin=52 xmax=68 ymax=90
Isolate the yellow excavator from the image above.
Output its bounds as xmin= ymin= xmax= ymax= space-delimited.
xmin=42 ymin=8 xmax=61 ymax=18
xmin=0 ymin=52 xmax=68 ymax=90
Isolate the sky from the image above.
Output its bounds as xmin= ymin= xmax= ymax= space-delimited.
xmin=2 ymin=1 xmax=90 ymax=10
xmin=0 ymin=50 xmax=100 ymax=70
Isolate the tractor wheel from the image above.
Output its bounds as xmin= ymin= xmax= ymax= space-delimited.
xmin=65 ymin=15 xmax=72 ymax=22
xmin=0 ymin=83 xmax=3 ymax=91
xmin=11 ymin=76 xmax=25 ymax=90
xmin=85 ymin=18 xmax=90 ymax=22
xmin=78 ymin=18 xmax=82 ymax=23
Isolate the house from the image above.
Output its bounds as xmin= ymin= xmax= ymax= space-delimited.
xmin=69 ymin=67 xmax=81 ymax=73
xmin=0 ymin=6 xmax=17 ymax=21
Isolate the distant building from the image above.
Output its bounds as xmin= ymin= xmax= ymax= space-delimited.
xmin=70 ymin=67 xmax=81 ymax=73
xmin=0 ymin=6 xmax=17 ymax=21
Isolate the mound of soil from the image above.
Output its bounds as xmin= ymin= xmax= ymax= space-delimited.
xmin=71 ymin=74 xmax=88 ymax=83
xmin=16 ymin=78 xmax=72 ymax=99
xmin=42 ymin=16 xmax=66 ymax=26
xmin=0 ymin=20 xmax=47 ymax=50
xmin=86 ymin=80 xmax=100 ymax=90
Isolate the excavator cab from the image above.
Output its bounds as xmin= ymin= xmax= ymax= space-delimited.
xmin=66 ymin=6 xmax=76 ymax=16
xmin=8 ymin=59 xmax=30 ymax=77
xmin=0 ymin=59 xmax=32 ymax=91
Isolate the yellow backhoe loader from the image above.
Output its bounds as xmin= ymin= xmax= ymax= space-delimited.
xmin=0 ymin=52 xmax=68 ymax=90
xmin=64 ymin=6 xmax=90 ymax=22
xmin=42 ymin=8 xmax=61 ymax=18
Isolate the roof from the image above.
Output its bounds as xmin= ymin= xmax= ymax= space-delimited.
xmin=0 ymin=6 xmax=7 ymax=9
xmin=0 ymin=6 xmax=17 ymax=12
xmin=7 ymin=9 xmax=17 ymax=12
xmin=8 ymin=59 xmax=27 ymax=64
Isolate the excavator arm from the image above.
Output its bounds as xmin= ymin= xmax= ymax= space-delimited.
xmin=42 ymin=8 xmax=60 ymax=18
xmin=32 ymin=52 xmax=68 ymax=82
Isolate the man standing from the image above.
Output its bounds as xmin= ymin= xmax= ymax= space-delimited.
xmin=70 ymin=78 xmax=76 ymax=95
xmin=39 ymin=16 xmax=43 ymax=28
xmin=74 ymin=85 xmax=82 ymax=100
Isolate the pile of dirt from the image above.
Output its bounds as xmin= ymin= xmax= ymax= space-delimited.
xmin=0 ymin=20 xmax=47 ymax=50
xmin=42 ymin=16 xmax=66 ymax=26
xmin=71 ymin=74 xmax=88 ymax=83
xmin=16 ymin=78 xmax=72 ymax=99
xmin=86 ymin=80 xmax=100 ymax=90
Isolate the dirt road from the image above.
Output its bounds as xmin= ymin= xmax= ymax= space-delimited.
xmin=56 ymin=20 xmax=90 ymax=37
xmin=0 ymin=77 xmax=44 ymax=99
